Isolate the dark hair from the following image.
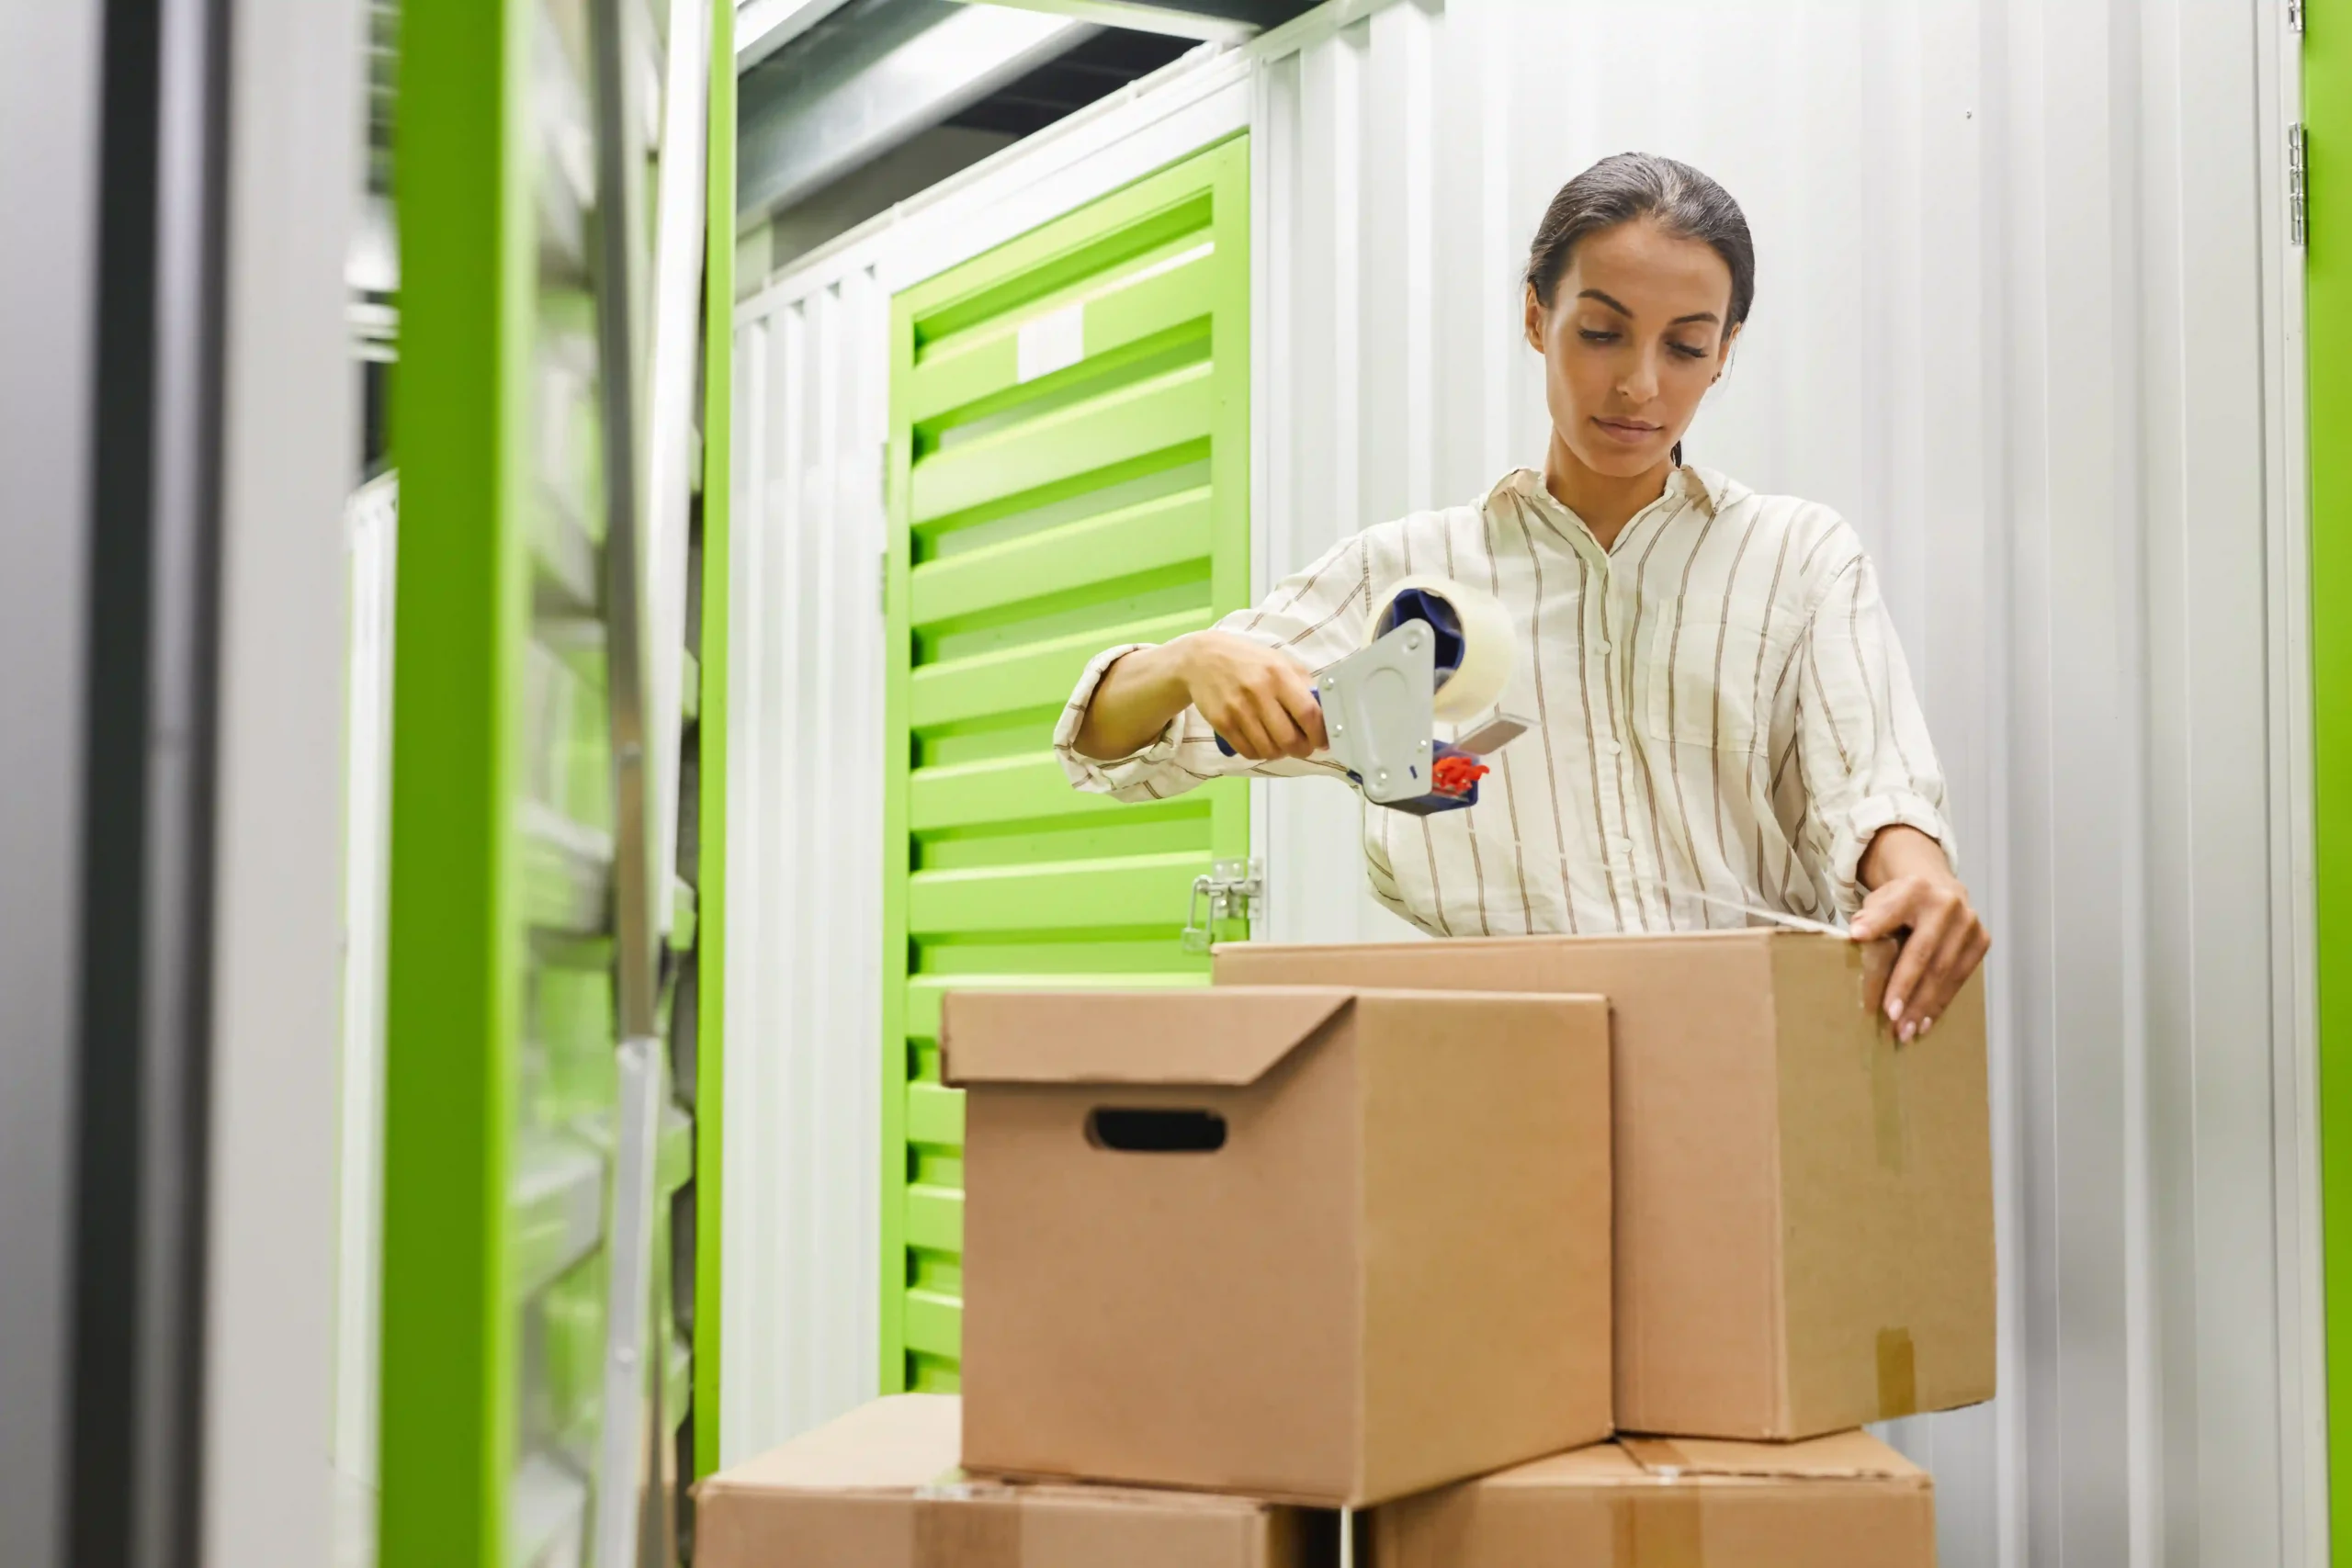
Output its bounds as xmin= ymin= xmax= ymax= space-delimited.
xmin=1524 ymin=152 xmax=1756 ymax=330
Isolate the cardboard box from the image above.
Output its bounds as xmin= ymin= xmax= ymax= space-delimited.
xmin=1215 ymin=932 xmax=1995 ymax=1439
xmin=943 ymin=986 xmax=1612 ymax=1506
xmin=695 ymin=1394 xmax=1331 ymax=1568
xmin=1371 ymin=1429 xmax=1936 ymax=1567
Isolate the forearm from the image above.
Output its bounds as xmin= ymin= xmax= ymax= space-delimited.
xmin=1073 ymin=641 xmax=1194 ymax=761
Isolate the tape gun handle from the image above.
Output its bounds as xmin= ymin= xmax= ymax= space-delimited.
xmin=1213 ymin=687 xmax=1324 ymax=759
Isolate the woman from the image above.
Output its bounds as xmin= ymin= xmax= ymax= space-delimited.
xmin=1056 ymin=153 xmax=1988 ymax=1042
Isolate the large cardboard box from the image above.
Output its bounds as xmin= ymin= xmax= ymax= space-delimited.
xmin=943 ymin=986 xmax=1612 ymax=1506
xmin=1371 ymin=1429 xmax=1936 ymax=1567
xmin=695 ymin=1394 xmax=1331 ymax=1568
xmin=1215 ymin=931 xmax=1995 ymax=1439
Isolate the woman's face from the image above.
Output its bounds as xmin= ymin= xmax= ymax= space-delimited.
xmin=1523 ymin=218 xmax=1739 ymax=479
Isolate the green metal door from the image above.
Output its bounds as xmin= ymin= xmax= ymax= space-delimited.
xmin=880 ymin=136 xmax=1255 ymax=1393
xmin=2309 ymin=9 xmax=2351 ymax=1541
xmin=379 ymin=0 xmax=729 ymax=1561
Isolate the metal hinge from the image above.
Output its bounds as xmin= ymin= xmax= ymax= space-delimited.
xmin=1181 ymin=858 xmax=1263 ymax=954
xmin=2290 ymin=0 xmax=2304 ymax=32
xmin=2291 ymin=122 xmax=2308 ymax=247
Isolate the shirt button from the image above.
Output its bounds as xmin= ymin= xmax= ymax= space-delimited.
xmin=1599 ymin=736 xmax=1623 ymax=758
xmin=1596 ymin=637 xmax=1613 ymax=656
xmin=1608 ymin=833 xmax=1634 ymax=856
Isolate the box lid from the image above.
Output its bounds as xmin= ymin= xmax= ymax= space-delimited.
xmin=698 ymin=1397 xmax=1305 ymax=1568
xmin=701 ymin=1395 xmax=1289 ymax=1512
xmin=942 ymin=988 xmax=1355 ymax=1088
xmin=700 ymin=1395 xmax=964 ymax=1496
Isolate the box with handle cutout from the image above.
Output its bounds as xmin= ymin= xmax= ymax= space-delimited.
xmin=942 ymin=985 xmax=1612 ymax=1508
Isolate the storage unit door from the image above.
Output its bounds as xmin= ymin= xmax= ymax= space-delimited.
xmin=881 ymin=136 xmax=1253 ymax=1392
xmin=379 ymin=0 xmax=714 ymax=1561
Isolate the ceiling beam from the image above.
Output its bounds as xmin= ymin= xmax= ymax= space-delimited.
xmin=735 ymin=0 xmax=857 ymax=72
xmin=737 ymin=0 xmax=1097 ymax=219
xmin=944 ymin=0 xmax=1258 ymax=44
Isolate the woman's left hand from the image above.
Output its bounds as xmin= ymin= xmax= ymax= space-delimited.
xmin=1850 ymin=825 xmax=1990 ymax=1043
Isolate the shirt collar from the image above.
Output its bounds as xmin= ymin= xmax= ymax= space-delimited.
xmin=1491 ymin=462 xmax=1725 ymax=536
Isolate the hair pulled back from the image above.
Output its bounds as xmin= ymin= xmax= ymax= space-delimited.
xmin=1525 ymin=153 xmax=1755 ymax=330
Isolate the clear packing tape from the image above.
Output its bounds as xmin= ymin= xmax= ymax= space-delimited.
xmin=1419 ymin=814 xmax=1852 ymax=939
xmin=913 ymin=1479 xmax=1022 ymax=1568
xmin=1364 ymin=574 xmax=1518 ymax=721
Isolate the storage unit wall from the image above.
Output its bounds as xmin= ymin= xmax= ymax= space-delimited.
xmin=1252 ymin=3 xmax=2320 ymax=1566
xmin=724 ymin=3 xmax=2326 ymax=1562
xmin=723 ymin=51 xmax=1254 ymax=1464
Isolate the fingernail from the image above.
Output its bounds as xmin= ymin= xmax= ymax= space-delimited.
xmin=1920 ymin=1017 xmax=1935 ymax=1037
xmin=1885 ymin=996 xmax=1905 ymax=1023
xmin=1900 ymin=1020 xmax=1917 ymax=1043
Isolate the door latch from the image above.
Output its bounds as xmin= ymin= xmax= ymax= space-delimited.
xmin=1181 ymin=858 xmax=1263 ymax=953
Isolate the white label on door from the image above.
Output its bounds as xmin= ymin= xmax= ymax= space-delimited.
xmin=1016 ymin=303 xmax=1086 ymax=384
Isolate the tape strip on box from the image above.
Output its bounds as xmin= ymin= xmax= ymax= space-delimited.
xmin=1877 ymin=1325 xmax=1919 ymax=1418
xmin=914 ymin=1478 xmax=1023 ymax=1568
xmin=1611 ymin=1486 xmax=1705 ymax=1567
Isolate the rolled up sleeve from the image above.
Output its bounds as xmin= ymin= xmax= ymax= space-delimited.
xmin=1054 ymin=533 xmax=1375 ymax=801
xmin=1793 ymin=553 xmax=1957 ymax=916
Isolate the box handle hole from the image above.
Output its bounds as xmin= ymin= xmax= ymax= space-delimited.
xmin=1085 ymin=1108 xmax=1227 ymax=1154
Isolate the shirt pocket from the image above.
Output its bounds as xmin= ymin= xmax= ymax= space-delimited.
xmin=1634 ymin=593 xmax=1790 ymax=754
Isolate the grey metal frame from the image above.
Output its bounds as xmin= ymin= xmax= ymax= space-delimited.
xmin=587 ymin=0 xmax=672 ymax=1560
xmin=0 ymin=7 xmax=107 ymax=1567
xmin=69 ymin=0 xmax=235 ymax=1557
xmin=0 ymin=0 xmax=360 ymax=1562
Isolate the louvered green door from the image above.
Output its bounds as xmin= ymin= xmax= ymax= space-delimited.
xmin=379 ymin=0 xmax=723 ymax=1561
xmin=880 ymin=137 xmax=1253 ymax=1392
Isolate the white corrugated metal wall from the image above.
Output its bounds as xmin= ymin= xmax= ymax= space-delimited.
xmin=1253 ymin=2 xmax=2321 ymax=1565
xmin=720 ymin=54 xmax=1255 ymax=1461
xmin=722 ymin=271 xmax=890 ymax=1461
xmin=723 ymin=3 xmax=2325 ymax=1561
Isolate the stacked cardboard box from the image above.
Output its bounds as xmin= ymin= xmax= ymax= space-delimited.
xmin=1216 ymin=931 xmax=1997 ymax=1438
xmin=699 ymin=932 xmax=1992 ymax=1566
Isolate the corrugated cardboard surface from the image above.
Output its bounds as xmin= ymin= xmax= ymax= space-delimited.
xmin=1213 ymin=931 xmax=1995 ymax=1438
xmin=944 ymin=987 xmax=1611 ymax=1506
xmin=1371 ymin=1431 xmax=1937 ymax=1567
xmin=695 ymin=1395 xmax=1329 ymax=1568
xmin=1767 ymin=939 xmax=1996 ymax=1436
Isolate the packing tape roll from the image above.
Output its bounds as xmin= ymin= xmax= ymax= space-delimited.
xmin=914 ymin=1482 xmax=1023 ymax=1568
xmin=1364 ymin=574 xmax=1516 ymax=721
xmin=1612 ymin=1485 xmax=1706 ymax=1567
xmin=1877 ymin=1326 xmax=1919 ymax=1419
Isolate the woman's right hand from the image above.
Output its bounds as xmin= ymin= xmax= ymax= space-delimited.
xmin=1174 ymin=631 xmax=1329 ymax=761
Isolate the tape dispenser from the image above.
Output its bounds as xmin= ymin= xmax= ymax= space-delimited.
xmin=1216 ymin=574 xmax=1532 ymax=815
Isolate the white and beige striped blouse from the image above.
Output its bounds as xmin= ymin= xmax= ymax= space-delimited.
xmin=1054 ymin=465 xmax=1953 ymax=938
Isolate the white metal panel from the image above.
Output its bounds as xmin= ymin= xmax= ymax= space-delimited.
xmin=204 ymin=0 xmax=361 ymax=1560
xmin=1253 ymin=3 xmax=2318 ymax=1566
xmin=721 ymin=47 xmax=1250 ymax=1453
xmin=643 ymin=0 xmax=713 ymax=938
xmin=719 ymin=282 xmax=890 ymax=1462
xmin=332 ymin=475 xmax=397 ymax=1568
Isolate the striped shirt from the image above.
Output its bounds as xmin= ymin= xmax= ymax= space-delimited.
xmin=1054 ymin=465 xmax=1953 ymax=938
